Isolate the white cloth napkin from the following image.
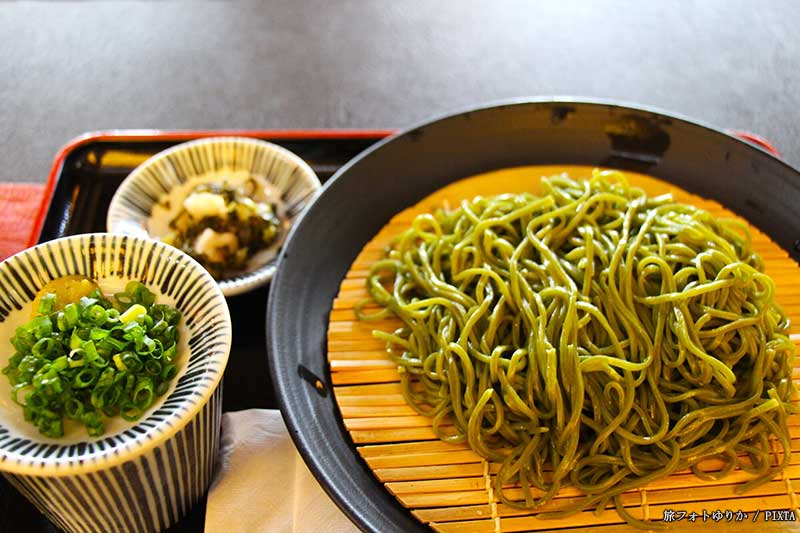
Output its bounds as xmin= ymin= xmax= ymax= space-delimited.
xmin=205 ymin=409 xmax=359 ymax=533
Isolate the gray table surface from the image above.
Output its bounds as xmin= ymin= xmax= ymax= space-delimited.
xmin=1 ymin=0 xmax=799 ymax=184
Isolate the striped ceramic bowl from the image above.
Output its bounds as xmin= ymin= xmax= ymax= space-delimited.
xmin=106 ymin=137 xmax=321 ymax=296
xmin=0 ymin=234 xmax=231 ymax=532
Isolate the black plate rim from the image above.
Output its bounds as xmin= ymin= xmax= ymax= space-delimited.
xmin=266 ymin=97 xmax=800 ymax=532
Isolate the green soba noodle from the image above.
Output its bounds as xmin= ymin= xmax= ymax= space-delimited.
xmin=356 ymin=170 xmax=796 ymax=528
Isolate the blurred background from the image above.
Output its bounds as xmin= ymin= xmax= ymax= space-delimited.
xmin=1 ymin=0 xmax=799 ymax=178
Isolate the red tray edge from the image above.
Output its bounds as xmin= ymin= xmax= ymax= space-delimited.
xmin=30 ymin=129 xmax=396 ymax=247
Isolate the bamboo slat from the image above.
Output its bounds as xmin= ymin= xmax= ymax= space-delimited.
xmin=327 ymin=165 xmax=800 ymax=531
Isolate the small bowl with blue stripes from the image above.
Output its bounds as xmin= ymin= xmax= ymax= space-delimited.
xmin=0 ymin=233 xmax=232 ymax=532
xmin=106 ymin=137 xmax=321 ymax=296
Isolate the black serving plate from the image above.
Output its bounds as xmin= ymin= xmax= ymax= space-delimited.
xmin=0 ymin=130 xmax=389 ymax=533
xmin=267 ymin=99 xmax=800 ymax=533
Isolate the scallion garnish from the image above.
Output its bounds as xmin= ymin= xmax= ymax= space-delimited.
xmin=2 ymin=281 xmax=181 ymax=438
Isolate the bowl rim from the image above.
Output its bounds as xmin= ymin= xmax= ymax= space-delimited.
xmin=266 ymin=96 xmax=800 ymax=532
xmin=0 ymin=233 xmax=232 ymax=476
xmin=106 ymin=136 xmax=322 ymax=296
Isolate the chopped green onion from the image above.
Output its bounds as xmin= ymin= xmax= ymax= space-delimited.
xmin=67 ymin=348 xmax=86 ymax=368
xmin=163 ymin=343 xmax=177 ymax=362
xmin=98 ymin=335 xmax=126 ymax=353
xmin=31 ymin=337 xmax=55 ymax=358
xmin=150 ymin=320 xmax=167 ymax=336
xmin=144 ymin=359 xmax=162 ymax=376
xmin=133 ymin=377 xmax=154 ymax=409
xmin=62 ymin=303 xmax=79 ymax=329
xmin=11 ymin=327 xmax=35 ymax=353
xmin=136 ymin=336 xmax=156 ymax=355
xmin=112 ymin=354 xmax=127 ymax=371
xmin=155 ymin=381 xmax=169 ymax=397
xmin=50 ymin=356 xmax=68 ymax=373
xmin=18 ymin=355 xmax=40 ymax=374
xmin=86 ymin=305 xmax=108 ymax=325
xmin=102 ymin=386 xmax=121 ymax=408
xmin=90 ymin=328 xmax=109 ymax=341
xmin=83 ymin=341 xmax=108 ymax=368
xmin=120 ymin=402 xmax=142 ymax=422
xmin=73 ymin=368 xmax=98 ymax=388
xmin=3 ymin=281 xmax=182 ymax=437
xmin=38 ymin=293 xmax=56 ymax=315
xmin=120 ymin=304 xmax=147 ymax=324
xmin=121 ymin=352 xmax=142 ymax=372
xmin=65 ymin=397 xmax=84 ymax=418
xmin=69 ymin=329 xmax=84 ymax=350
xmin=30 ymin=316 xmax=53 ymax=340
xmin=161 ymin=364 xmax=178 ymax=381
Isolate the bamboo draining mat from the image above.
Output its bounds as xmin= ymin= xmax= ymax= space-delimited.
xmin=327 ymin=166 xmax=800 ymax=532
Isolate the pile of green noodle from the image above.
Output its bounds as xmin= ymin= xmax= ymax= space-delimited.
xmin=356 ymin=170 xmax=797 ymax=528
